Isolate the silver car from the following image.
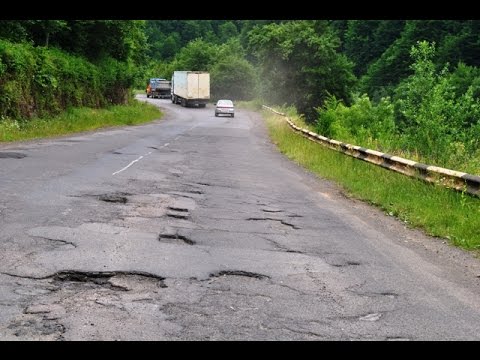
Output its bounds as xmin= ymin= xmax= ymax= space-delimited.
xmin=215 ymin=99 xmax=235 ymax=117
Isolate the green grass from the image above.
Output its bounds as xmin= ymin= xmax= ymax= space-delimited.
xmin=263 ymin=110 xmax=480 ymax=251
xmin=0 ymin=100 xmax=162 ymax=142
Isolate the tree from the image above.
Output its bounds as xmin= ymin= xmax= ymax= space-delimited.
xmin=174 ymin=39 xmax=218 ymax=71
xmin=54 ymin=21 xmax=147 ymax=64
xmin=247 ymin=20 xmax=356 ymax=121
xmin=0 ymin=21 xmax=29 ymax=42
xmin=218 ymin=22 xmax=238 ymax=43
xmin=343 ymin=20 xmax=404 ymax=76
xmin=358 ymin=20 xmax=463 ymax=97
xmin=182 ymin=21 xmax=202 ymax=44
xmin=211 ymin=55 xmax=256 ymax=101
xmin=27 ymin=20 xmax=69 ymax=47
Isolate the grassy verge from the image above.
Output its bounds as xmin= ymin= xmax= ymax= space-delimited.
xmin=263 ymin=109 xmax=480 ymax=251
xmin=132 ymin=89 xmax=146 ymax=95
xmin=0 ymin=100 xmax=162 ymax=142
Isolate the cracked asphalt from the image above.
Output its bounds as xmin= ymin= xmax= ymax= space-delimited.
xmin=0 ymin=95 xmax=480 ymax=340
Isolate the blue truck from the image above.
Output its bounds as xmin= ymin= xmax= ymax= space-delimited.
xmin=146 ymin=78 xmax=171 ymax=99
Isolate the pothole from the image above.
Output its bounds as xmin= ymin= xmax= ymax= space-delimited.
xmin=158 ymin=233 xmax=195 ymax=245
xmin=346 ymin=261 xmax=361 ymax=266
xmin=167 ymin=213 xmax=189 ymax=220
xmin=194 ymin=182 xmax=211 ymax=186
xmin=285 ymin=249 xmax=304 ymax=254
xmin=331 ymin=261 xmax=361 ymax=267
xmin=0 ymin=152 xmax=26 ymax=159
xmin=52 ymin=270 xmax=167 ymax=290
xmin=246 ymin=217 xmax=300 ymax=230
xmin=352 ymin=290 xmax=398 ymax=299
xmin=379 ymin=292 xmax=398 ymax=299
xmin=98 ymin=193 xmax=129 ymax=204
xmin=359 ymin=313 xmax=382 ymax=322
xmin=209 ymin=270 xmax=270 ymax=280
xmin=167 ymin=207 xmax=189 ymax=212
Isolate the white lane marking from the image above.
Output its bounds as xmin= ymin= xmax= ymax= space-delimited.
xmin=112 ymin=155 xmax=144 ymax=176
xmin=111 ymin=142 xmax=170 ymax=176
xmin=112 ymin=115 xmax=198 ymax=177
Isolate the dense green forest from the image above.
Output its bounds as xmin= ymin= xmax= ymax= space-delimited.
xmin=1 ymin=20 xmax=480 ymax=173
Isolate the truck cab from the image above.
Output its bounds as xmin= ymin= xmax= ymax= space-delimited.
xmin=146 ymin=78 xmax=171 ymax=99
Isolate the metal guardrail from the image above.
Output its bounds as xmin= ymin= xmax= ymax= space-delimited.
xmin=262 ymin=105 xmax=480 ymax=197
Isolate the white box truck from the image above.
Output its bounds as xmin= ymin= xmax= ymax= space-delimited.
xmin=171 ymin=71 xmax=210 ymax=108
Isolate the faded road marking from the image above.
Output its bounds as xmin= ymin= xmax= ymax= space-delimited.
xmin=112 ymin=143 xmax=169 ymax=176
xmin=112 ymin=155 xmax=144 ymax=175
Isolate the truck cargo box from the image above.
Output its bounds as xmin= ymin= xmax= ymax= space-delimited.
xmin=171 ymin=71 xmax=210 ymax=107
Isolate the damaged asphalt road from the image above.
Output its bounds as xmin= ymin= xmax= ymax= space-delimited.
xmin=0 ymin=96 xmax=480 ymax=340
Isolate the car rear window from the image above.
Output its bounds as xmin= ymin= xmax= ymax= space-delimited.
xmin=217 ymin=100 xmax=233 ymax=106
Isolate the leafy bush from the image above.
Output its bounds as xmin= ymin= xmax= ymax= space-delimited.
xmin=0 ymin=40 xmax=134 ymax=120
xmin=315 ymin=40 xmax=480 ymax=175
xmin=316 ymin=94 xmax=396 ymax=150
xmin=394 ymin=41 xmax=480 ymax=169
